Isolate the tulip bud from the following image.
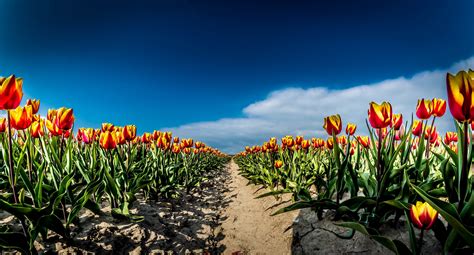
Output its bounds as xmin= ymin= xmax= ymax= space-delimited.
xmin=30 ymin=119 xmax=45 ymax=138
xmin=323 ymin=114 xmax=342 ymax=136
xmin=368 ymin=102 xmax=392 ymax=129
xmin=446 ymin=70 xmax=474 ymax=122
xmin=409 ymin=201 xmax=438 ymax=230
xmin=0 ymin=75 xmax=23 ymax=110
xmin=431 ymin=98 xmax=446 ymax=117
xmin=10 ymin=105 xmax=33 ymax=130
xmin=0 ymin=118 xmax=6 ymax=133
xmin=123 ymin=125 xmax=137 ymax=141
xmin=345 ymin=123 xmax=357 ymax=136
xmin=412 ymin=120 xmax=423 ymax=137
xmin=26 ymin=99 xmax=40 ymax=114
xmin=99 ymin=131 xmax=117 ymax=150
xmin=416 ymin=98 xmax=433 ymax=120
xmin=102 ymin=123 xmax=115 ymax=132
xmin=391 ymin=114 xmax=403 ymax=130
xmin=274 ymin=160 xmax=283 ymax=169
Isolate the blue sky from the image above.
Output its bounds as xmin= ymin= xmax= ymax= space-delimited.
xmin=1 ymin=0 xmax=473 ymax=153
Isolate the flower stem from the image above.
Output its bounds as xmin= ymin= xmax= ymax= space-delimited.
xmin=7 ymin=110 xmax=18 ymax=203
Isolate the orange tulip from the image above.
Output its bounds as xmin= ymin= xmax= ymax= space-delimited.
xmin=357 ymin=136 xmax=370 ymax=148
xmin=55 ymin=108 xmax=75 ymax=130
xmin=323 ymin=114 xmax=342 ymax=136
xmin=173 ymin=137 xmax=180 ymax=143
xmin=368 ymin=102 xmax=392 ymax=129
xmin=99 ymin=131 xmax=117 ymax=150
xmin=345 ymin=123 xmax=356 ymax=136
xmin=431 ymin=98 xmax=446 ymax=117
xmin=172 ymin=144 xmax=180 ymax=154
xmin=101 ymin=123 xmax=115 ymax=132
xmin=122 ymin=125 xmax=137 ymax=141
xmin=152 ymin=130 xmax=161 ymax=140
xmin=301 ymin=139 xmax=311 ymax=150
xmin=141 ymin=133 xmax=152 ymax=143
xmin=416 ymin=98 xmax=433 ymax=119
xmin=30 ymin=119 xmax=45 ymax=138
xmin=410 ymin=201 xmax=438 ymax=230
xmin=115 ymin=130 xmax=126 ymax=145
xmin=446 ymin=70 xmax=474 ymax=122
xmin=326 ymin=137 xmax=334 ymax=149
xmin=338 ymin=135 xmax=347 ymax=146
xmin=46 ymin=119 xmax=62 ymax=136
xmin=274 ymin=160 xmax=283 ymax=169
xmin=0 ymin=118 xmax=6 ymax=133
xmin=391 ymin=114 xmax=403 ymax=130
xmin=0 ymin=75 xmax=23 ymax=110
xmin=196 ymin=141 xmax=203 ymax=149
xmin=10 ymin=105 xmax=33 ymax=130
xmin=295 ymin=136 xmax=303 ymax=145
xmin=26 ymin=99 xmax=40 ymax=114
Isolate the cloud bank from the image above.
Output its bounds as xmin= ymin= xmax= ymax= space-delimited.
xmin=164 ymin=57 xmax=474 ymax=154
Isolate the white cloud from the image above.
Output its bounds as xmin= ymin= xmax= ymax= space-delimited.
xmin=163 ymin=57 xmax=474 ymax=154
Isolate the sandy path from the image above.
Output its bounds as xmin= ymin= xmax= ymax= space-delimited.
xmin=219 ymin=160 xmax=298 ymax=255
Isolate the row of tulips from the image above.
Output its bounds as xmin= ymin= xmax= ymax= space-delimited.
xmin=235 ymin=69 xmax=474 ymax=254
xmin=0 ymin=74 xmax=229 ymax=254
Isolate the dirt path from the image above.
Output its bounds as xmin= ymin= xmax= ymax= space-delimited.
xmin=219 ymin=160 xmax=298 ymax=255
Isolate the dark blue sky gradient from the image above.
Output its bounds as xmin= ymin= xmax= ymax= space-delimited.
xmin=0 ymin=0 xmax=473 ymax=132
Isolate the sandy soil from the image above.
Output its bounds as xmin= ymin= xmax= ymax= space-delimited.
xmin=219 ymin=160 xmax=298 ymax=255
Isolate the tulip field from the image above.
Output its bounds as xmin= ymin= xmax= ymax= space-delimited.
xmin=2 ymin=69 xmax=474 ymax=255
xmin=235 ymin=70 xmax=474 ymax=254
xmin=0 ymin=75 xmax=228 ymax=253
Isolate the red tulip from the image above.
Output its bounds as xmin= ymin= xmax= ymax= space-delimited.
xmin=0 ymin=75 xmax=23 ymax=110
xmin=416 ymin=98 xmax=433 ymax=119
xmin=368 ymin=102 xmax=392 ymax=129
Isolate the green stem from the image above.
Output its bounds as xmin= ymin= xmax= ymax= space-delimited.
xmin=459 ymin=121 xmax=469 ymax=211
xmin=7 ymin=110 xmax=18 ymax=203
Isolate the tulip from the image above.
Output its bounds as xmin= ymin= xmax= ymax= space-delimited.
xmin=122 ymin=125 xmax=137 ymax=141
xmin=0 ymin=118 xmax=6 ymax=133
xmin=301 ymin=139 xmax=311 ymax=150
xmin=368 ymin=102 xmax=392 ymax=129
xmin=357 ymin=136 xmax=370 ymax=148
xmin=412 ymin=120 xmax=423 ymax=137
xmin=431 ymin=98 xmax=446 ymax=117
xmin=196 ymin=141 xmax=203 ymax=149
xmin=101 ymin=123 xmax=115 ymax=132
xmin=326 ymin=137 xmax=334 ymax=149
xmin=338 ymin=135 xmax=347 ymax=146
xmin=55 ymin=107 xmax=75 ymax=130
xmin=99 ymin=131 xmax=117 ymax=150
xmin=345 ymin=123 xmax=356 ymax=136
xmin=323 ymin=114 xmax=342 ymax=136
xmin=274 ymin=160 xmax=283 ymax=169
xmin=30 ymin=119 xmax=45 ymax=138
xmin=79 ymin=128 xmax=95 ymax=144
xmin=410 ymin=201 xmax=438 ymax=230
xmin=10 ymin=105 xmax=33 ymax=130
xmin=115 ymin=130 xmax=126 ymax=145
xmin=444 ymin=132 xmax=458 ymax=145
xmin=0 ymin=75 xmax=23 ymax=110
xmin=424 ymin=126 xmax=437 ymax=141
xmin=183 ymin=147 xmax=191 ymax=154
xmin=26 ymin=99 xmax=40 ymax=114
xmin=152 ymin=130 xmax=161 ymax=140
xmin=46 ymin=119 xmax=62 ymax=136
xmin=173 ymin=137 xmax=179 ymax=143
xmin=416 ymin=99 xmax=433 ymax=120
xmin=141 ymin=133 xmax=152 ymax=143
xmin=172 ymin=144 xmax=180 ymax=154
xmin=446 ymin=70 xmax=474 ymax=122
xmin=295 ymin=136 xmax=303 ymax=145
xmin=391 ymin=114 xmax=403 ymax=130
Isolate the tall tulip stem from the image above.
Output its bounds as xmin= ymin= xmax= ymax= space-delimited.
xmin=459 ymin=121 xmax=469 ymax=211
xmin=6 ymin=110 xmax=18 ymax=203
xmin=417 ymin=228 xmax=424 ymax=255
